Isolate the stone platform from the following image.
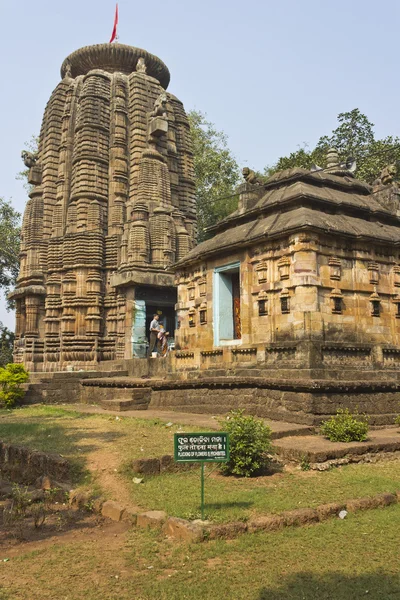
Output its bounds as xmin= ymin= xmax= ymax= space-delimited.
xmin=79 ymin=371 xmax=400 ymax=425
xmin=21 ymin=357 xmax=400 ymax=426
xmin=274 ymin=427 xmax=400 ymax=464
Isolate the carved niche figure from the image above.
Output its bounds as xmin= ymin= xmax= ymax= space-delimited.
xmin=151 ymin=92 xmax=168 ymax=118
xmin=242 ymin=167 xmax=262 ymax=186
xmin=21 ymin=150 xmax=38 ymax=168
xmin=373 ymin=164 xmax=397 ymax=187
xmin=64 ymin=61 xmax=72 ymax=78
xmin=136 ymin=57 xmax=147 ymax=73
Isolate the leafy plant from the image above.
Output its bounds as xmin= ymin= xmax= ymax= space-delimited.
xmin=219 ymin=410 xmax=272 ymax=477
xmin=320 ymin=409 xmax=369 ymax=443
xmin=0 ymin=363 xmax=29 ymax=408
xmin=395 ymin=415 xmax=400 ymax=426
xmin=300 ymin=455 xmax=311 ymax=471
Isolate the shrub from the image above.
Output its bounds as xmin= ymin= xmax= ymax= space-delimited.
xmin=320 ymin=408 xmax=369 ymax=442
xmin=219 ymin=410 xmax=272 ymax=477
xmin=395 ymin=415 xmax=400 ymax=426
xmin=0 ymin=363 xmax=29 ymax=408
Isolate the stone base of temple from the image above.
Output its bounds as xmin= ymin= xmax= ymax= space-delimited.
xmin=77 ymin=371 xmax=400 ymax=425
xmin=18 ymin=342 xmax=400 ymax=425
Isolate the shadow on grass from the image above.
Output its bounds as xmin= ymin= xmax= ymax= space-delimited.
xmin=258 ymin=571 xmax=400 ymax=600
xmin=205 ymin=501 xmax=253 ymax=510
xmin=0 ymin=412 xmax=126 ymax=484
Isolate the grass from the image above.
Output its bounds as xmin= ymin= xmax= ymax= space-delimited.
xmin=0 ymin=405 xmax=400 ymax=523
xmin=1 ymin=505 xmax=400 ymax=599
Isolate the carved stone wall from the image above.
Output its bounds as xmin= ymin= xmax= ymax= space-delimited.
xmin=11 ymin=44 xmax=196 ymax=371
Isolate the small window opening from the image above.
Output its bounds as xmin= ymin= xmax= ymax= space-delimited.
xmin=280 ymin=296 xmax=290 ymax=314
xmin=333 ymin=297 xmax=342 ymax=314
xmin=371 ymin=300 xmax=380 ymax=317
xmin=258 ymin=299 xmax=268 ymax=316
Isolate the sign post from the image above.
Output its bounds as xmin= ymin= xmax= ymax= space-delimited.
xmin=174 ymin=432 xmax=229 ymax=520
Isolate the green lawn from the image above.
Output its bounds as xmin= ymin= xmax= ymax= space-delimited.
xmin=0 ymin=405 xmax=399 ymax=523
xmin=1 ymin=505 xmax=400 ymax=600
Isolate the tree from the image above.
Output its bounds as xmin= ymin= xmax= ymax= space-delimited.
xmin=0 ymin=323 xmax=14 ymax=367
xmin=0 ymin=197 xmax=21 ymax=296
xmin=267 ymin=109 xmax=400 ymax=184
xmin=188 ymin=110 xmax=241 ymax=240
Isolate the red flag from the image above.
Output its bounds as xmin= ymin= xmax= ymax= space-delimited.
xmin=109 ymin=3 xmax=118 ymax=43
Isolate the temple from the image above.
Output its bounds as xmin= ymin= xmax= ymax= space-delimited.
xmin=11 ymin=43 xmax=400 ymax=424
xmin=10 ymin=43 xmax=196 ymax=370
xmin=161 ymin=152 xmax=400 ymax=423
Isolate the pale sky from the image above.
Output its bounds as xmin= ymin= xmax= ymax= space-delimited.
xmin=1 ymin=0 xmax=400 ymax=328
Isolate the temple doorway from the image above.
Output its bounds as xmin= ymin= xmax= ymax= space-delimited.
xmin=133 ymin=286 xmax=177 ymax=357
xmin=213 ymin=263 xmax=241 ymax=345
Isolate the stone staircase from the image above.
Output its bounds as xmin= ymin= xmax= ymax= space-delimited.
xmin=23 ymin=370 xmax=129 ymax=406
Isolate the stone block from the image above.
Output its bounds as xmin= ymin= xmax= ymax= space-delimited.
xmin=282 ymin=508 xmax=319 ymax=527
xmin=149 ymin=117 xmax=168 ymax=138
xmin=316 ymin=502 xmax=346 ymax=521
xmin=131 ymin=458 xmax=160 ymax=475
xmin=206 ymin=521 xmax=247 ymax=540
xmin=346 ymin=497 xmax=376 ymax=513
xmin=69 ymin=490 xmax=91 ymax=509
xmin=122 ymin=507 xmax=137 ymax=525
xmin=136 ymin=510 xmax=167 ymax=529
xmin=160 ymin=454 xmax=174 ymax=472
xmin=93 ymin=497 xmax=105 ymax=514
xmin=247 ymin=515 xmax=285 ymax=532
xmin=162 ymin=517 xmax=204 ymax=542
xmin=373 ymin=492 xmax=397 ymax=507
xmin=35 ymin=475 xmax=53 ymax=490
xmin=101 ymin=500 xmax=126 ymax=522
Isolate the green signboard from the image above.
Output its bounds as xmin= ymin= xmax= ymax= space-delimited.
xmin=174 ymin=432 xmax=229 ymax=463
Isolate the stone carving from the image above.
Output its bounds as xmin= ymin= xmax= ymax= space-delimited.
xmin=374 ymin=164 xmax=397 ymax=187
xmin=21 ymin=150 xmax=38 ymax=168
xmin=10 ymin=43 xmax=196 ymax=371
xmin=136 ymin=57 xmax=147 ymax=73
xmin=151 ymin=92 xmax=168 ymax=118
xmin=64 ymin=61 xmax=72 ymax=78
xmin=242 ymin=167 xmax=262 ymax=186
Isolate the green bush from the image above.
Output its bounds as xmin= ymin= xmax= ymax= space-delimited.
xmin=320 ymin=408 xmax=369 ymax=442
xmin=395 ymin=415 xmax=400 ymax=426
xmin=219 ymin=410 xmax=272 ymax=477
xmin=0 ymin=363 xmax=29 ymax=408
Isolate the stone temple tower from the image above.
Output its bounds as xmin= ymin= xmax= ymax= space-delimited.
xmin=11 ymin=43 xmax=196 ymax=371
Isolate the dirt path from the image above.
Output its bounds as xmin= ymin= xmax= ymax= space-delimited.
xmin=85 ymin=448 xmax=140 ymax=509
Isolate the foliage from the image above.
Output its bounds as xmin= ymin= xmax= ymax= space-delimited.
xmin=0 ymin=322 xmax=14 ymax=367
xmin=219 ymin=409 xmax=272 ymax=477
xmin=320 ymin=408 xmax=369 ymax=443
xmin=267 ymin=108 xmax=400 ymax=184
xmin=188 ymin=110 xmax=241 ymax=240
xmin=395 ymin=414 xmax=400 ymax=426
xmin=0 ymin=197 xmax=21 ymax=297
xmin=300 ymin=454 xmax=311 ymax=471
xmin=0 ymin=363 xmax=29 ymax=408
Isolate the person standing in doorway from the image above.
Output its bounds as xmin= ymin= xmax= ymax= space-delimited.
xmin=148 ymin=314 xmax=160 ymax=356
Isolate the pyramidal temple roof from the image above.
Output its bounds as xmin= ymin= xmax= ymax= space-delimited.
xmin=175 ymin=163 xmax=400 ymax=268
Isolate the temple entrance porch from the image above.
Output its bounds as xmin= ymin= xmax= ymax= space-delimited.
xmin=132 ymin=285 xmax=177 ymax=358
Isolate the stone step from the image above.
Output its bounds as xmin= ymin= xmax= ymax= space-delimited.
xmin=99 ymin=397 xmax=150 ymax=412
